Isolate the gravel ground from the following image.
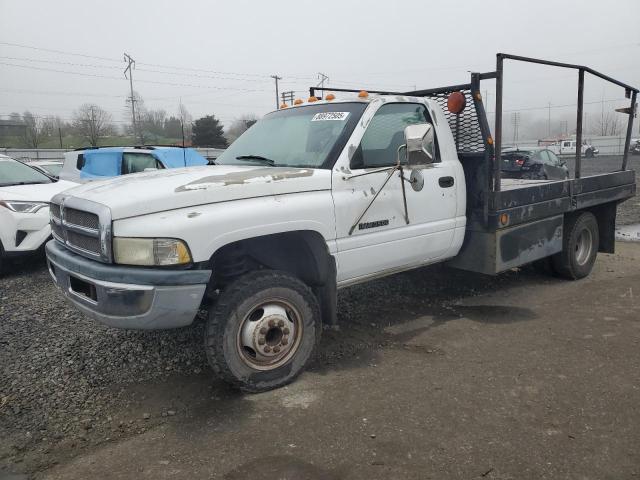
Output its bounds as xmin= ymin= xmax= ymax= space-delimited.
xmin=0 ymin=258 xmax=211 ymax=470
xmin=0 ymin=254 xmax=524 ymax=475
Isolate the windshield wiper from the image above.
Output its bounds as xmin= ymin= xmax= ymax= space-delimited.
xmin=0 ymin=181 xmax=48 ymax=186
xmin=235 ymin=155 xmax=276 ymax=166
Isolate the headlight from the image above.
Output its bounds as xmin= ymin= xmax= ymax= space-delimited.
xmin=0 ymin=200 xmax=48 ymax=213
xmin=113 ymin=237 xmax=192 ymax=266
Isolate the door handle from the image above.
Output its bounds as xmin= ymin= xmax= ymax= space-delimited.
xmin=439 ymin=176 xmax=454 ymax=188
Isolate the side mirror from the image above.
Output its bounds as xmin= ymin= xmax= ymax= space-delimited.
xmin=403 ymin=123 xmax=435 ymax=165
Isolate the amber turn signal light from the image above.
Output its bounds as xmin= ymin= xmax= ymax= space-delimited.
xmin=447 ymin=91 xmax=466 ymax=114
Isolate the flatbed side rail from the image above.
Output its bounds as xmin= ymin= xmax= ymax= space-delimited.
xmin=493 ymin=53 xmax=639 ymax=194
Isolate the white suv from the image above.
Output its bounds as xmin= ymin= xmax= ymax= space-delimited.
xmin=0 ymin=154 xmax=76 ymax=272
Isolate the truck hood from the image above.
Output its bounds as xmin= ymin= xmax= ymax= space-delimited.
xmin=0 ymin=180 xmax=76 ymax=202
xmin=61 ymin=165 xmax=332 ymax=219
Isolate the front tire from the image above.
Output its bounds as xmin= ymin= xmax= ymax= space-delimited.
xmin=204 ymin=270 xmax=321 ymax=392
xmin=551 ymin=212 xmax=599 ymax=279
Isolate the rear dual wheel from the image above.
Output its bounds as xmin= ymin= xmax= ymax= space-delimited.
xmin=551 ymin=211 xmax=599 ymax=279
xmin=204 ymin=270 xmax=321 ymax=392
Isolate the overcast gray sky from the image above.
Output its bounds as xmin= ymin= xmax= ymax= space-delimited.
xmin=1 ymin=0 xmax=639 ymax=136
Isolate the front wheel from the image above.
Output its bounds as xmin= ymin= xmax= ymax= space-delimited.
xmin=551 ymin=212 xmax=599 ymax=279
xmin=204 ymin=270 xmax=321 ymax=392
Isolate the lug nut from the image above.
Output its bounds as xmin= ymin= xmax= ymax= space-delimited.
xmin=278 ymin=320 xmax=285 ymax=327
xmin=282 ymin=338 xmax=288 ymax=345
xmin=283 ymin=328 xmax=290 ymax=335
xmin=264 ymin=346 xmax=271 ymax=353
xmin=273 ymin=346 xmax=281 ymax=353
xmin=258 ymin=337 xmax=265 ymax=345
xmin=259 ymin=327 xmax=267 ymax=334
xmin=268 ymin=319 xmax=275 ymax=327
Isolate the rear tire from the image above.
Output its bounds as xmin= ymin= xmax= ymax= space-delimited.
xmin=551 ymin=212 xmax=599 ymax=279
xmin=204 ymin=270 xmax=321 ymax=392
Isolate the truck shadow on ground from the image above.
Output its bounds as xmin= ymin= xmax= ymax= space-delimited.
xmin=310 ymin=263 xmax=545 ymax=375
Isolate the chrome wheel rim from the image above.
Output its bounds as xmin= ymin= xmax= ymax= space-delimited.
xmin=575 ymin=228 xmax=593 ymax=266
xmin=237 ymin=299 xmax=303 ymax=371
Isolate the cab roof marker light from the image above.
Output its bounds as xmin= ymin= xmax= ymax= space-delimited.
xmin=308 ymin=96 xmax=318 ymax=103
xmin=358 ymin=90 xmax=369 ymax=98
xmin=294 ymin=98 xmax=303 ymax=105
xmin=325 ymin=93 xmax=335 ymax=101
xmin=280 ymin=103 xmax=288 ymax=109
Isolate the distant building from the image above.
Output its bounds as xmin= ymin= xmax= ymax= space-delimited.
xmin=0 ymin=119 xmax=27 ymax=138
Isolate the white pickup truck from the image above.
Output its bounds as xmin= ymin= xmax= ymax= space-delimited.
xmin=45 ymin=54 xmax=638 ymax=391
xmin=547 ymin=139 xmax=599 ymax=157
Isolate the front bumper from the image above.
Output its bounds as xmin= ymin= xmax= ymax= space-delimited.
xmin=45 ymin=240 xmax=211 ymax=330
xmin=0 ymin=206 xmax=51 ymax=253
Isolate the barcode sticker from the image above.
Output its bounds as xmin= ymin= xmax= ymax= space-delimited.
xmin=311 ymin=112 xmax=350 ymax=121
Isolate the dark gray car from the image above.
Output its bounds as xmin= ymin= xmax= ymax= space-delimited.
xmin=501 ymin=148 xmax=569 ymax=180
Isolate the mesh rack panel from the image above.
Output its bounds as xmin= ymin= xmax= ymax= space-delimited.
xmin=424 ymin=90 xmax=486 ymax=153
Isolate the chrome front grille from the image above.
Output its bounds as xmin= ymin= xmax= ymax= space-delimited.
xmin=64 ymin=208 xmax=99 ymax=230
xmin=50 ymin=195 xmax=112 ymax=263
xmin=66 ymin=230 xmax=101 ymax=254
xmin=50 ymin=203 xmax=61 ymax=221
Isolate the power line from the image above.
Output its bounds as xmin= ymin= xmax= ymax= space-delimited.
xmin=0 ymin=41 xmax=316 ymax=81
xmin=0 ymin=55 xmax=275 ymax=84
xmin=0 ymin=87 xmax=127 ymax=99
xmin=0 ymin=62 xmax=271 ymax=92
xmin=0 ymin=41 xmax=121 ymax=62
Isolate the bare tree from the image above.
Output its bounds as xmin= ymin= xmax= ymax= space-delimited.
xmin=22 ymin=111 xmax=47 ymax=148
xmin=73 ymin=104 xmax=114 ymax=147
xmin=225 ymin=114 xmax=259 ymax=144
xmin=123 ymin=91 xmax=147 ymax=143
xmin=591 ymin=111 xmax=622 ymax=136
xmin=141 ymin=109 xmax=167 ymax=138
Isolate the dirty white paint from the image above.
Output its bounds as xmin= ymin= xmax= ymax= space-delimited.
xmin=59 ymin=95 xmax=467 ymax=285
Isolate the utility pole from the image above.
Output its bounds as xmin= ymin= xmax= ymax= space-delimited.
xmin=547 ymin=102 xmax=551 ymax=137
xmin=281 ymin=91 xmax=295 ymax=106
xmin=511 ymin=112 xmax=520 ymax=143
xmin=124 ymin=53 xmax=141 ymax=144
xmin=58 ymin=125 xmax=63 ymax=149
xmin=601 ymin=88 xmax=605 ymax=137
xmin=270 ymin=75 xmax=282 ymax=110
xmin=317 ymin=72 xmax=329 ymax=99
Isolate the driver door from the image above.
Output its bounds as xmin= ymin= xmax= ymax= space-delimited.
xmin=332 ymin=102 xmax=458 ymax=285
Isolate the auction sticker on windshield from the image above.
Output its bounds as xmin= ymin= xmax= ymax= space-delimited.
xmin=311 ymin=112 xmax=350 ymax=121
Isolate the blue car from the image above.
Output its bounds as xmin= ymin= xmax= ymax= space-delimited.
xmin=59 ymin=146 xmax=209 ymax=183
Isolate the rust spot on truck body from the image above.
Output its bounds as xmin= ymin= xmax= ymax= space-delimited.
xmin=175 ymin=167 xmax=314 ymax=192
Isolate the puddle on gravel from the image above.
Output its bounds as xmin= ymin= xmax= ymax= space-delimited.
xmin=224 ymin=455 xmax=338 ymax=480
xmin=616 ymin=224 xmax=640 ymax=242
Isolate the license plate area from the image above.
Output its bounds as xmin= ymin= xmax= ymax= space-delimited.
xmin=69 ymin=275 xmax=98 ymax=303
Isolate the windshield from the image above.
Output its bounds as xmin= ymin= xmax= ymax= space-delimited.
xmin=0 ymin=159 xmax=52 ymax=186
xmin=216 ymin=102 xmax=367 ymax=169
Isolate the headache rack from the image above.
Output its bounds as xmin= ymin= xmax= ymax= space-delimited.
xmin=311 ymin=53 xmax=638 ymax=274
